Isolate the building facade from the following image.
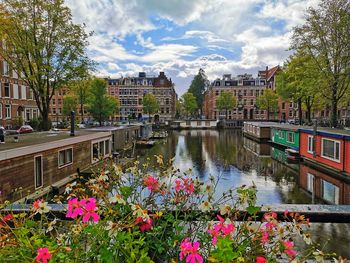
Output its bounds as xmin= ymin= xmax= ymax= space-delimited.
xmin=204 ymin=73 xmax=269 ymax=120
xmin=107 ymin=72 xmax=177 ymax=122
xmin=0 ymin=53 xmax=39 ymax=129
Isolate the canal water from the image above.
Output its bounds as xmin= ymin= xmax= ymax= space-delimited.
xmin=135 ymin=129 xmax=350 ymax=258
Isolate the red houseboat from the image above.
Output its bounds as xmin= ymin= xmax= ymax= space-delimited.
xmin=299 ymin=128 xmax=350 ymax=175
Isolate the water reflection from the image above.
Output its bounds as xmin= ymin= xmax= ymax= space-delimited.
xmin=135 ymin=129 xmax=350 ymax=257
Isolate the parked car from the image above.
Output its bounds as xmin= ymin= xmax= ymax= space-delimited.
xmin=16 ymin=125 xmax=34 ymax=134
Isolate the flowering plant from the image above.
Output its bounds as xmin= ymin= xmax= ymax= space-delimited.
xmin=0 ymin=156 xmax=346 ymax=262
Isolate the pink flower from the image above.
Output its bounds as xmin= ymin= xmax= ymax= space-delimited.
xmin=256 ymin=256 xmax=267 ymax=263
xmin=262 ymin=231 xmax=269 ymax=245
xmin=33 ymin=199 xmax=44 ymax=210
xmin=82 ymin=198 xmax=100 ymax=223
xmin=179 ymin=239 xmax=203 ymax=263
xmin=208 ymin=215 xmax=235 ymax=245
xmin=175 ymin=179 xmax=184 ymax=192
xmin=180 ymin=239 xmax=192 ymax=260
xmin=183 ymin=178 xmax=194 ymax=194
xmin=66 ymin=198 xmax=84 ymax=218
xmin=283 ymin=240 xmax=297 ymax=259
xmin=36 ymin=247 xmax=52 ymax=263
xmin=135 ymin=217 xmax=153 ymax=232
xmin=263 ymin=212 xmax=277 ymax=221
xmin=186 ymin=242 xmax=203 ymax=263
xmin=144 ymin=175 xmax=159 ymax=192
xmin=284 ymin=209 xmax=289 ymax=218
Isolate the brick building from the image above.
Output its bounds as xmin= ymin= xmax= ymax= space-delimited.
xmin=204 ymin=73 xmax=269 ymax=120
xmin=0 ymin=53 xmax=39 ymax=129
xmin=107 ymin=72 xmax=177 ymax=122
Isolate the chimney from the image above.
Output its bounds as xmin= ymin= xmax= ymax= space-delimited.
xmin=139 ymin=72 xmax=146 ymax=78
xmin=159 ymin=72 xmax=165 ymax=77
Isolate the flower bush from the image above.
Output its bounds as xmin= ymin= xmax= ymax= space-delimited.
xmin=0 ymin=155 xmax=347 ymax=262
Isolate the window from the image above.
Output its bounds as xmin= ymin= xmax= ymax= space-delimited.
xmin=322 ymin=180 xmax=339 ymax=204
xmin=4 ymin=82 xmax=10 ymax=97
xmin=0 ymin=103 xmax=2 ymax=119
xmin=58 ymin=148 xmax=73 ymax=168
xmin=92 ymin=139 xmax=111 ymax=163
xmin=5 ymin=105 xmax=11 ymax=119
xmin=307 ymin=173 xmax=314 ymax=193
xmin=26 ymin=109 xmax=31 ymax=121
xmin=34 ymin=155 xmax=43 ymax=189
xmin=282 ymin=103 xmax=285 ymax=110
xmin=287 ymin=132 xmax=294 ymax=143
xmin=21 ymin=86 xmax=27 ymax=99
xmin=3 ymin=61 xmax=9 ymax=76
xmin=321 ymin=138 xmax=340 ymax=162
xmin=307 ymin=135 xmax=315 ymax=154
xmin=279 ymin=130 xmax=284 ymax=139
xmin=13 ymin=84 xmax=19 ymax=99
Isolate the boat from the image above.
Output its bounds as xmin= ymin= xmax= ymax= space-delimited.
xmin=136 ymin=140 xmax=156 ymax=148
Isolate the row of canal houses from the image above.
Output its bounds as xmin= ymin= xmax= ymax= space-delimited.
xmin=0 ymin=124 xmax=152 ymax=203
xmin=243 ymin=122 xmax=350 ymax=176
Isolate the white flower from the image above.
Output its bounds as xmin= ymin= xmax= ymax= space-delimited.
xmin=303 ymin=233 xmax=312 ymax=245
xmin=200 ymin=182 xmax=214 ymax=195
xmin=98 ymin=172 xmax=109 ymax=181
xmin=109 ymin=194 xmax=126 ymax=205
xmin=46 ymin=218 xmax=57 ymax=233
xmin=313 ymin=250 xmax=325 ymax=263
xmin=200 ymin=200 xmax=213 ymax=212
xmin=64 ymin=181 xmax=76 ymax=194
xmin=219 ymin=204 xmax=231 ymax=216
xmin=105 ymin=221 xmax=119 ymax=237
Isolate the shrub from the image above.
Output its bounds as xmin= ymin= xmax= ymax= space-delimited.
xmin=0 ymin=156 xmax=346 ymax=262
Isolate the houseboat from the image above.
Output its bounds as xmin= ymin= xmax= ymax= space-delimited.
xmin=299 ymin=127 xmax=350 ymax=175
xmin=243 ymin=122 xmax=277 ymax=141
xmin=270 ymin=125 xmax=301 ymax=162
xmin=170 ymin=120 xmax=218 ymax=129
xmin=0 ymin=132 xmax=112 ymax=203
xmin=299 ymin=163 xmax=350 ymax=205
xmin=86 ymin=125 xmax=139 ymax=153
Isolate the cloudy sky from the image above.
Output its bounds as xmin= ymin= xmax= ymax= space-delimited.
xmin=65 ymin=0 xmax=319 ymax=95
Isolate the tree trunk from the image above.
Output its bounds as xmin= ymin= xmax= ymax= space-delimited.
xmin=80 ymin=103 xmax=84 ymax=123
xmin=226 ymin=109 xmax=228 ymax=119
xmin=99 ymin=113 xmax=102 ymax=126
xmin=41 ymin=108 xmax=50 ymax=131
xmin=331 ymin=95 xmax=338 ymax=128
xmin=298 ymin=98 xmax=302 ymax=125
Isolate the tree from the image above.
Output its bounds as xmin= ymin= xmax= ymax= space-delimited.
xmin=182 ymin=92 xmax=198 ymax=117
xmin=142 ymin=93 xmax=159 ymax=122
xmin=67 ymin=79 xmax=92 ymax=122
xmin=0 ymin=0 xmax=92 ymax=130
xmin=256 ymin=89 xmax=279 ymax=120
xmin=175 ymin=99 xmax=184 ymax=119
xmin=216 ymin=91 xmax=237 ymax=119
xmin=292 ymin=0 xmax=350 ymax=127
xmin=87 ymin=78 xmax=118 ymax=126
xmin=62 ymin=94 xmax=77 ymax=118
xmin=188 ymin=68 xmax=209 ymax=115
xmin=276 ymin=50 xmax=322 ymax=123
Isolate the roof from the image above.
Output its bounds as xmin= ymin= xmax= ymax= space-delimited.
xmin=0 ymin=132 xmax=110 ymax=161
xmin=259 ymin=65 xmax=280 ymax=81
xmin=85 ymin=125 xmax=139 ymax=132
xmin=244 ymin=121 xmax=279 ymax=127
xmin=299 ymin=127 xmax=350 ymax=140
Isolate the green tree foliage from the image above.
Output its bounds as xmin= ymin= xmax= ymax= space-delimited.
xmin=188 ymin=68 xmax=209 ymax=115
xmin=182 ymin=92 xmax=198 ymax=117
xmin=216 ymin=91 xmax=237 ymax=119
xmin=142 ymin=93 xmax=159 ymax=122
xmin=62 ymin=95 xmax=78 ymax=117
xmin=276 ymin=50 xmax=323 ymax=123
xmin=87 ymin=78 xmax=118 ymax=126
xmin=256 ymin=89 xmax=279 ymax=120
xmin=67 ymin=79 xmax=92 ymax=122
xmin=175 ymin=99 xmax=184 ymax=119
xmin=292 ymin=0 xmax=350 ymax=127
xmin=0 ymin=0 xmax=93 ymax=130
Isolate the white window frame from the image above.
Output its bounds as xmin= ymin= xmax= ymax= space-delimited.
xmin=306 ymin=173 xmax=314 ymax=193
xmin=91 ymin=138 xmax=111 ymax=164
xmin=279 ymin=130 xmax=284 ymax=139
xmin=4 ymin=82 xmax=10 ymax=98
xmin=321 ymin=138 xmax=340 ymax=163
xmin=34 ymin=155 xmax=44 ymax=189
xmin=58 ymin=147 xmax=73 ymax=168
xmin=13 ymin=84 xmax=19 ymax=99
xmin=3 ymin=61 xmax=9 ymax=76
xmin=5 ymin=104 xmax=11 ymax=119
xmin=0 ymin=103 xmax=2 ymax=119
xmin=21 ymin=85 xmax=27 ymax=100
xmin=286 ymin=132 xmax=294 ymax=143
xmin=307 ymin=135 xmax=314 ymax=154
